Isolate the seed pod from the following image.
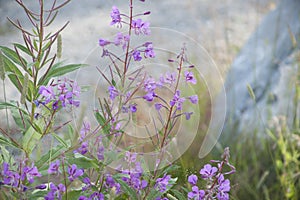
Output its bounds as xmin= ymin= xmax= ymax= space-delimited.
xmin=0 ymin=51 xmax=5 ymax=80
xmin=20 ymin=73 xmax=29 ymax=104
xmin=57 ymin=34 xmax=62 ymax=59
xmin=247 ymin=83 xmax=256 ymax=101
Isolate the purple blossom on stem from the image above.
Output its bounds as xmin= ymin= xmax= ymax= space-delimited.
xmin=143 ymin=92 xmax=156 ymax=102
xmin=199 ymin=164 xmax=218 ymax=179
xmin=1 ymin=162 xmax=20 ymax=187
xmin=114 ymin=32 xmax=130 ymax=50
xmin=39 ymin=85 xmax=55 ymax=104
xmin=21 ymin=164 xmax=41 ymax=184
xmin=131 ymin=18 xmax=151 ymax=35
xmin=216 ymin=174 xmax=230 ymax=200
xmin=44 ymin=183 xmax=65 ymax=200
xmin=170 ymin=90 xmax=185 ymax=110
xmin=184 ymin=112 xmax=193 ymax=120
xmin=188 ymin=186 xmax=205 ymax=200
xmin=110 ymin=6 xmax=122 ymax=26
xmin=133 ymin=50 xmax=142 ymax=61
xmin=189 ymin=95 xmax=198 ymax=104
xmin=74 ymin=142 xmax=89 ymax=155
xmin=184 ymin=71 xmax=197 ymax=84
xmin=155 ymin=174 xmax=172 ymax=193
xmin=155 ymin=103 xmax=163 ymax=111
xmin=188 ymin=174 xmax=198 ymax=185
xmin=144 ymin=42 xmax=155 ymax=58
xmin=143 ymin=77 xmax=157 ymax=92
xmin=164 ymin=72 xmax=177 ymax=86
xmin=105 ymin=174 xmax=121 ymax=194
xmin=108 ymin=86 xmax=119 ymax=101
xmin=67 ymin=164 xmax=84 ymax=182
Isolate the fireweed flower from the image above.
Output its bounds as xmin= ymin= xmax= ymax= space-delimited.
xmin=184 ymin=71 xmax=197 ymax=84
xmin=110 ymin=6 xmax=122 ymax=26
xmin=67 ymin=164 xmax=84 ymax=182
xmin=44 ymin=183 xmax=65 ymax=200
xmin=164 ymin=72 xmax=177 ymax=86
xmin=99 ymin=38 xmax=110 ymax=47
xmin=217 ymin=174 xmax=231 ymax=200
xmin=48 ymin=160 xmax=60 ymax=174
xmin=199 ymin=164 xmax=218 ymax=179
xmin=188 ymin=186 xmax=205 ymax=200
xmin=121 ymin=162 xmax=148 ymax=191
xmin=75 ymin=142 xmax=89 ymax=155
xmin=1 ymin=162 xmax=20 ymax=187
xmin=39 ymin=85 xmax=55 ymax=104
xmin=105 ymin=174 xmax=121 ymax=194
xmin=188 ymin=174 xmax=198 ymax=185
xmin=143 ymin=91 xmax=156 ymax=102
xmin=131 ymin=18 xmax=151 ymax=35
xmin=114 ymin=32 xmax=130 ymax=50
xmin=144 ymin=42 xmax=155 ymax=58
xmin=189 ymin=95 xmax=198 ymax=104
xmin=184 ymin=112 xmax=193 ymax=120
xmin=170 ymin=90 xmax=185 ymax=110
xmin=21 ymin=164 xmax=41 ymax=184
xmin=143 ymin=77 xmax=157 ymax=92
xmin=155 ymin=174 xmax=172 ymax=193
xmin=133 ymin=50 xmax=142 ymax=61
xmin=155 ymin=103 xmax=163 ymax=111
xmin=108 ymin=85 xmax=119 ymax=101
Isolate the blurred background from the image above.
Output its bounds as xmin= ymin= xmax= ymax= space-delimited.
xmin=1 ymin=0 xmax=300 ymax=199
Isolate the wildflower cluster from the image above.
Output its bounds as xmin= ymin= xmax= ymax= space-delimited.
xmin=35 ymin=78 xmax=80 ymax=111
xmin=187 ymin=148 xmax=236 ymax=200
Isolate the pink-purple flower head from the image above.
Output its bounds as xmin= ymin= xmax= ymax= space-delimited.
xmin=99 ymin=38 xmax=110 ymax=47
xmin=133 ymin=50 xmax=142 ymax=61
xmin=217 ymin=174 xmax=231 ymax=200
xmin=110 ymin=6 xmax=122 ymax=26
xmin=131 ymin=18 xmax=151 ymax=35
xmin=155 ymin=174 xmax=172 ymax=193
xmin=48 ymin=160 xmax=60 ymax=175
xmin=67 ymin=164 xmax=84 ymax=182
xmin=144 ymin=42 xmax=155 ymax=58
xmin=108 ymin=85 xmax=119 ymax=101
xmin=21 ymin=164 xmax=42 ymax=184
xmin=45 ymin=183 xmax=65 ymax=200
xmin=114 ymin=32 xmax=130 ymax=50
xmin=188 ymin=186 xmax=205 ymax=200
xmin=188 ymin=174 xmax=198 ymax=185
xmin=170 ymin=90 xmax=185 ymax=110
xmin=184 ymin=71 xmax=197 ymax=84
xmin=39 ymin=85 xmax=55 ymax=104
xmin=199 ymin=164 xmax=218 ymax=179
xmin=189 ymin=95 xmax=198 ymax=104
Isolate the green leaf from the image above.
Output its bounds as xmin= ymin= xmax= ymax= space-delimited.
xmin=11 ymin=107 xmax=30 ymax=130
xmin=22 ymin=125 xmax=42 ymax=154
xmin=38 ymin=63 xmax=87 ymax=85
xmin=0 ymin=146 xmax=15 ymax=165
xmin=52 ymin=132 xmax=69 ymax=148
xmin=170 ymin=189 xmax=185 ymax=200
xmin=94 ymin=112 xmax=110 ymax=134
xmin=13 ymin=43 xmax=32 ymax=56
xmin=0 ymin=46 xmax=27 ymax=68
xmin=0 ymin=135 xmax=20 ymax=149
xmin=66 ymin=153 xmax=99 ymax=170
xmin=64 ymin=190 xmax=82 ymax=200
xmin=36 ymin=145 xmax=66 ymax=170
xmin=147 ymin=189 xmax=161 ymax=200
xmin=114 ymin=178 xmax=138 ymax=200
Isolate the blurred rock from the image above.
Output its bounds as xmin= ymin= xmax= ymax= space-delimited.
xmin=220 ymin=0 xmax=300 ymax=138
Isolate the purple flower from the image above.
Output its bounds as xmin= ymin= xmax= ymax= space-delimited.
xmin=45 ymin=183 xmax=65 ymax=200
xmin=188 ymin=186 xmax=205 ymax=200
xmin=78 ymin=196 xmax=88 ymax=200
xmin=110 ymin=6 xmax=122 ymax=26
xmin=90 ymin=192 xmax=104 ymax=200
xmin=216 ymin=174 xmax=230 ymax=200
xmin=164 ymin=72 xmax=177 ymax=85
xmin=114 ymin=32 xmax=130 ymax=50
xmin=143 ymin=77 xmax=157 ymax=92
xmin=129 ymin=104 xmax=137 ymax=113
xmin=105 ymin=174 xmax=121 ymax=194
xmin=108 ymin=86 xmax=119 ymax=101
xmin=48 ymin=160 xmax=60 ymax=174
xmin=199 ymin=164 xmax=218 ymax=179
xmin=133 ymin=50 xmax=142 ymax=61
xmin=80 ymin=121 xmax=91 ymax=140
xmin=155 ymin=103 xmax=163 ymax=111
xmin=155 ymin=174 xmax=172 ymax=193
xmin=35 ymin=184 xmax=47 ymax=190
xmin=143 ymin=92 xmax=156 ymax=102
xmin=67 ymin=164 xmax=84 ymax=182
xmin=156 ymin=198 xmax=168 ymax=200
xmin=184 ymin=112 xmax=193 ymax=120
xmin=189 ymin=95 xmax=198 ymax=104
xmin=184 ymin=71 xmax=197 ymax=84
xmin=75 ymin=142 xmax=89 ymax=155
xmin=188 ymin=174 xmax=198 ymax=185
xmin=39 ymin=85 xmax=55 ymax=104
xmin=131 ymin=18 xmax=151 ymax=35
xmin=99 ymin=38 xmax=110 ymax=47
xmin=97 ymin=146 xmax=105 ymax=161
xmin=170 ymin=90 xmax=185 ymax=110
xmin=21 ymin=164 xmax=41 ymax=184
xmin=1 ymin=162 xmax=20 ymax=187
xmin=144 ymin=42 xmax=155 ymax=58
